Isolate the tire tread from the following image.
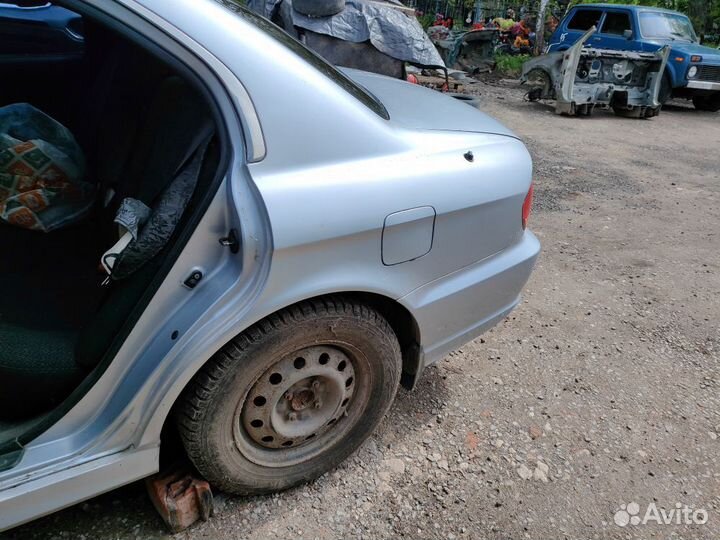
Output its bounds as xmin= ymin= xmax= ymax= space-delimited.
xmin=176 ymin=295 xmax=400 ymax=493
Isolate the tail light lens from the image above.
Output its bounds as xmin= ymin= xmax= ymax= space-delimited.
xmin=522 ymin=183 xmax=534 ymax=230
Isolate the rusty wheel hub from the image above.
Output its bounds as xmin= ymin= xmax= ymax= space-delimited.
xmin=241 ymin=345 xmax=356 ymax=449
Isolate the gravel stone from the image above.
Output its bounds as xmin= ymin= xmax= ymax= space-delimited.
xmin=517 ymin=464 xmax=533 ymax=480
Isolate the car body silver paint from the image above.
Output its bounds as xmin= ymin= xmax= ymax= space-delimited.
xmin=0 ymin=447 xmax=158 ymax=530
xmin=0 ymin=0 xmax=539 ymax=530
xmin=382 ymin=206 xmax=436 ymax=266
xmin=343 ymin=68 xmax=518 ymax=138
xmin=403 ymin=231 xmax=540 ymax=365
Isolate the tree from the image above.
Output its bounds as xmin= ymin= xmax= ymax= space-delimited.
xmin=534 ymin=0 xmax=552 ymax=54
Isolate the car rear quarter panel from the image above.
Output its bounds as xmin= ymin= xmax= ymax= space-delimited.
xmin=248 ymin=127 xmax=533 ymax=320
xmin=147 ymin=0 xmax=533 ymax=308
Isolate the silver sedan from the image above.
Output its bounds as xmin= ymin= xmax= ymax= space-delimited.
xmin=0 ymin=0 xmax=539 ymax=530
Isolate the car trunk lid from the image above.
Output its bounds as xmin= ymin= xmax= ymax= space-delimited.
xmin=343 ymin=68 xmax=519 ymax=139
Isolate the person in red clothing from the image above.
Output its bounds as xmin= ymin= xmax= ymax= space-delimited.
xmin=511 ymin=18 xmax=530 ymax=39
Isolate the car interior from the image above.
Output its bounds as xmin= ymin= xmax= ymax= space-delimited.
xmin=0 ymin=1 xmax=223 ymax=437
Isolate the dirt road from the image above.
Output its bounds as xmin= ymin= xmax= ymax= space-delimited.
xmin=6 ymin=83 xmax=720 ymax=540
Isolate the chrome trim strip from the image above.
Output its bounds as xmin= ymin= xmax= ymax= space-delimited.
xmin=687 ymin=80 xmax=720 ymax=91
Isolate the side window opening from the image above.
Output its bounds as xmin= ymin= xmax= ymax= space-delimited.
xmin=601 ymin=12 xmax=632 ymax=36
xmin=0 ymin=1 xmax=84 ymax=58
xmin=0 ymin=2 xmax=222 ymax=427
xmin=567 ymin=9 xmax=603 ymax=31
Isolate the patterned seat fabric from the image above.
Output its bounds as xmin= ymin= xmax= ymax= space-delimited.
xmin=0 ymin=49 xmax=213 ymax=420
xmin=0 ymin=103 xmax=94 ymax=233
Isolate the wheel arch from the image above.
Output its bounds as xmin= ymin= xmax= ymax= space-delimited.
xmin=663 ymin=62 xmax=682 ymax=88
xmin=522 ymin=66 xmax=554 ymax=93
xmin=658 ymin=67 xmax=675 ymax=103
xmin=157 ymin=291 xmax=423 ymax=461
xmin=340 ymin=292 xmax=423 ymax=390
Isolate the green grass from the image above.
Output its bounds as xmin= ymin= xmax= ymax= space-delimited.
xmin=495 ymin=54 xmax=531 ymax=78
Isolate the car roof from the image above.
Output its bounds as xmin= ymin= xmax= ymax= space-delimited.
xmin=571 ymin=3 xmax=684 ymax=15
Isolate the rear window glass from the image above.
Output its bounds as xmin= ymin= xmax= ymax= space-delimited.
xmin=601 ymin=11 xmax=631 ymax=35
xmin=211 ymin=0 xmax=389 ymax=120
xmin=567 ymin=9 xmax=602 ymax=31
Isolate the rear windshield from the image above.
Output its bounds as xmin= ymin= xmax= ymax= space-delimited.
xmin=639 ymin=11 xmax=697 ymax=41
xmin=567 ymin=9 xmax=602 ymax=31
xmin=211 ymin=0 xmax=389 ymax=119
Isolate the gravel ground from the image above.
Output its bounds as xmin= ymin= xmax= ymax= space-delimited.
xmin=5 ymin=82 xmax=720 ymax=540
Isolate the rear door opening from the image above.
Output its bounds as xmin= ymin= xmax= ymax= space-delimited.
xmin=0 ymin=0 xmax=229 ymax=458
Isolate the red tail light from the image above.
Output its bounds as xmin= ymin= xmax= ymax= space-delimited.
xmin=522 ymin=183 xmax=534 ymax=230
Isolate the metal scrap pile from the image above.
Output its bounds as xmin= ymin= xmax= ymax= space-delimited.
xmin=429 ymin=27 xmax=500 ymax=74
xmin=248 ymin=0 xmax=445 ymax=79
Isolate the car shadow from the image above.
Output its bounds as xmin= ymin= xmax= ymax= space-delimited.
xmin=661 ymin=101 xmax=705 ymax=114
xmin=520 ymin=96 xmax=718 ymax=118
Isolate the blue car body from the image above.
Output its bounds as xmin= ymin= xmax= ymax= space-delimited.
xmin=547 ymin=3 xmax=720 ymax=105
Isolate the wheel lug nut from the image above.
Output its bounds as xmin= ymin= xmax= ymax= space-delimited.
xmin=311 ymin=380 xmax=320 ymax=390
xmin=314 ymin=401 xmax=322 ymax=409
xmin=288 ymin=412 xmax=297 ymax=421
xmin=285 ymin=392 xmax=293 ymax=401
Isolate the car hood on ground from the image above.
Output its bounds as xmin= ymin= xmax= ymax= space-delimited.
xmin=343 ymin=68 xmax=518 ymax=139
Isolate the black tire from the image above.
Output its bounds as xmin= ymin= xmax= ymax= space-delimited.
xmin=525 ymin=68 xmax=552 ymax=100
xmin=293 ymin=0 xmax=345 ymax=17
xmin=693 ymin=93 xmax=720 ymax=112
xmin=176 ymin=296 xmax=402 ymax=495
xmin=658 ymin=73 xmax=672 ymax=105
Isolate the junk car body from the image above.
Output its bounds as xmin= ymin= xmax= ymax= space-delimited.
xmin=522 ymin=26 xmax=670 ymax=118
xmin=547 ymin=3 xmax=720 ymax=111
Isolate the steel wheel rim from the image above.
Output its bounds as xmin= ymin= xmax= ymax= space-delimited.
xmin=234 ymin=343 xmax=368 ymax=467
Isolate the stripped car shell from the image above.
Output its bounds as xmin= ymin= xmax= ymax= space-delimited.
xmin=521 ymin=26 xmax=670 ymax=117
